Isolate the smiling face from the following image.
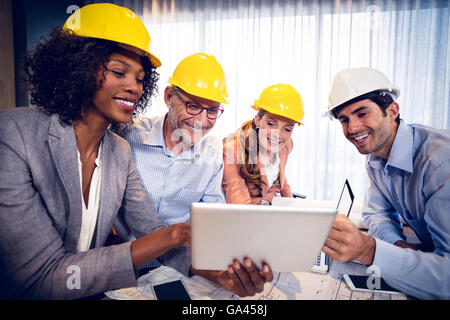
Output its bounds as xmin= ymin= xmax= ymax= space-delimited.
xmin=336 ymin=99 xmax=399 ymax=159
xmin=163 ymin=86 xmax=221 ymax=151
xmin=90 ymin=48 xmax=145 ymax=125
xmin=254 ymin=111 xmax=296 ymax=156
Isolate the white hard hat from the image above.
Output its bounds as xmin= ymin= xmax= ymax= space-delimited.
xmin=324 ymin=67 xmax=400 ymax=119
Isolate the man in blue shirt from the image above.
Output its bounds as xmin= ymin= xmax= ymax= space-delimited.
xmin=112 ymin=53 xmax=274 ymax=296
xmin=113 ymin=53 xmax=229 ymax=268
xmin=115 ymin=53 xmax=227 ymax=232
xmin=322 ymin=67 xmax=450 ymax=299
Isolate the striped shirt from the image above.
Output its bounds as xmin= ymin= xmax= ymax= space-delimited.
xmin=124 ymin=114 xmax=225 ymax=225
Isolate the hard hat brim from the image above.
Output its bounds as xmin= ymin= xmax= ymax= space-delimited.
xmin=252 ymin=104 xmax=304 ymax=125
xmin=326 ymin=88 xmax=400 ymax=120
xmin=116 ymin=43 xmax=161 ymax=68
xmin=145 ymin=52 xmax=161 ymax=68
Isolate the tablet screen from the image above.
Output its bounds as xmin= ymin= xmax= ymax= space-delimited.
xmin=152 ymin=280 xmax=191 ymax=300
xmin=337 ymin=179 xmax=354 ymax=217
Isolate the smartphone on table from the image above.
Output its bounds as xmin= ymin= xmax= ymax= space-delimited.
xmin=151 ymin=280 xmax=191 ymax=300
xmin=343 ymin=274 xmax=403 ymax=295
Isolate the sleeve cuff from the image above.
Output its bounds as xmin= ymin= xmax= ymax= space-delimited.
xmin=368 ymin=222 xmax=405 ymax=245
xmin=378 ymin=233 xmax=405 ymax=245
xmin=107 ymin=241 xmax=139 ymax=289
xmin=371 ymin=238 xmax=407 ymax=280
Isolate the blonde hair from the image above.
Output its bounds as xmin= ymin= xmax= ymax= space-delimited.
xmin=226 ymin=109 xmax=266 ymax=190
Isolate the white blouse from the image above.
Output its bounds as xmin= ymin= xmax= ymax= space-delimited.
xmin=259 ymin=153 xmax=281 ymax=188
xmin=76 ymin=142 xmax=103 ymax=252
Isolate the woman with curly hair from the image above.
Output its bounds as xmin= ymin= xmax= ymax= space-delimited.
xmin=223 ymin=84 xmax=305 ymax=205
xmin=0 ymin=3 xmax=272 ymax=299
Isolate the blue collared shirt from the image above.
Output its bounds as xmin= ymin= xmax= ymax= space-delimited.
xmin=362 ymin=120 xmax=450 ymax=299
xmin=124 ymin=115 xmax=225 ymax=225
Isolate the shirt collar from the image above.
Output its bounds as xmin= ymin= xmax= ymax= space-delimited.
xmin=368 ymin=120 xmax=414 ymax=174
xmin=259 ymin=152 xmax=280 ymax=168
xmin=77 ymin=140 xmax=103 ymax=167
xmin=95 ymin=141 xmax=103 ymax=167
xmin=141 ymin=113 xmax=206 ymax=159
xmin=141 ymin=114 xmax=166 ymax=147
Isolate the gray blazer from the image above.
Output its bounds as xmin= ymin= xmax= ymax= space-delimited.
xmin=0 ymin=107 xmax=191 ymax=299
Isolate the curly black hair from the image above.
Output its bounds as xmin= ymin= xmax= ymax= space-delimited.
xmin=24 ymin=27 xmax=159 ymax=126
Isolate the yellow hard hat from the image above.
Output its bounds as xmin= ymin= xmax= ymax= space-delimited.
xmin=63 ymin=3 xmax=161 ymax=67
xmin=252 ymin=84 xmax=305 ymax=125
xmin=169 ymin=53 xmax=229 ymax=104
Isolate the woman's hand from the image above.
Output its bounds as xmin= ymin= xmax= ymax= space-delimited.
xmin=167 ymin=222 xmax=191 ymax=247
xmin=131 ymin=222 xmax=191 ymax=269
xmin=191 ymin=258 xmax=273 ymax=297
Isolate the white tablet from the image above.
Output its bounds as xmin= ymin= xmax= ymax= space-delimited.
xmin=190 ymin=202 xmax=337 ymax=272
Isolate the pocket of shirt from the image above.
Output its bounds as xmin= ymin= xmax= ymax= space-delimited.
xmin=176 ymin=188 xmax=203 ymax=205
xmin=160 ymin=188 xmax=203 ymax=223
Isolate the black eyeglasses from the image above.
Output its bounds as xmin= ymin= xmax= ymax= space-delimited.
xmin=172 ymin=89 xmax=224 ymax=120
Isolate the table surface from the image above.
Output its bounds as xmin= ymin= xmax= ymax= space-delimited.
xmin=105 ymin=259 xmax=408 ymax=300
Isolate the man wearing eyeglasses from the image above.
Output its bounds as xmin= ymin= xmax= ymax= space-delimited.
xmin=112 ymin=52 xmax=228 ymax=261
xmin=110 ymin=53 xmax=274 ymax=297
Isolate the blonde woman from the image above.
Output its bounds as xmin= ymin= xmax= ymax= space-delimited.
xmin=223 ymin=84 xmax=305 ymax=205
